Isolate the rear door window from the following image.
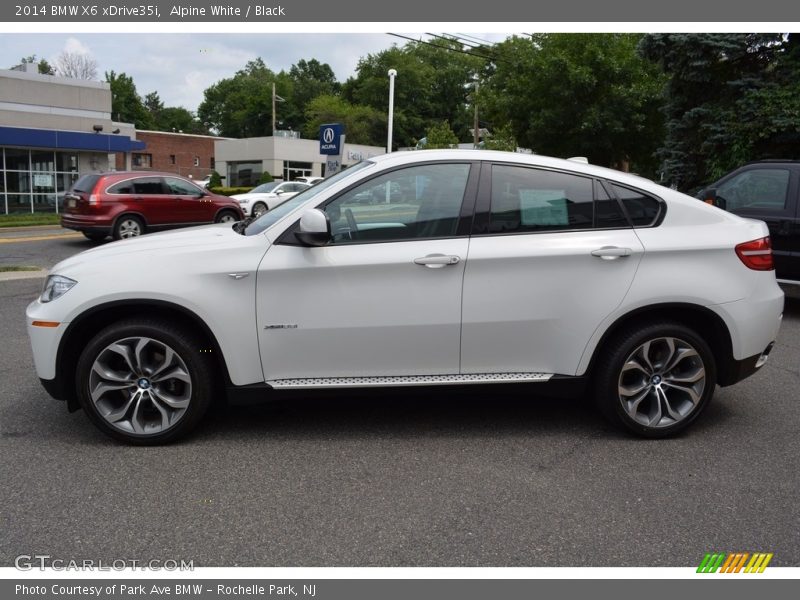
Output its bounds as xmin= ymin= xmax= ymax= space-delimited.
xmin=132 ymin=177 xmax=167 ymax=195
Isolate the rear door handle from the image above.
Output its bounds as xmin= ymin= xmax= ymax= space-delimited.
xmin=591 ymin=246 xmax=632 ymax=260
xmin=413 ymin=254 xmax=461 ymax=268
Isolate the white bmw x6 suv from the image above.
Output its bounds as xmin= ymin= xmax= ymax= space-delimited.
xmin=27 ymin=151 xmax=783 ymax=444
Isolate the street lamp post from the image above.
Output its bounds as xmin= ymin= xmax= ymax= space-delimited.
xmin=387 ymin=69 xmax=397 ymax=154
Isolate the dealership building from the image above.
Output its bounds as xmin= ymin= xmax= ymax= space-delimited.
xmin=0 ymin=64 xmax=143 ymax=214
xmin=213 ymin=133 xmax=384 ymax=187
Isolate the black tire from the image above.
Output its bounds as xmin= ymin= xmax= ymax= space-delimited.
xmin=593 ymin=321 xmax=716 ymax=438
xmin=83 ymin=232 xmax=107 ymax=242
xmin=113 ymin=215 xmax=145 ymax=240
xmin=215 ymin=210 xmax=239 ymax=224
xmin=75 ymin=319 xmax=216 ymax=445
xmin=251 ymin=202 xmax=267 ymax=218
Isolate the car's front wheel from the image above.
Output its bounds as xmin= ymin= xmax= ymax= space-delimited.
xmin=251 ymin=202 xmax=267 ymax=218
xmin=75 ymin=319 xmax=215 ymax=444
xmin=215 ymin=210 xmax=239 ymax=224
xmin=594 ymin=322 xmax=716 ymax=438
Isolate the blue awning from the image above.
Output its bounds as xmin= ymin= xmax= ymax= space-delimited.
xmin=0 ymin=126 xmax=146 ymax=152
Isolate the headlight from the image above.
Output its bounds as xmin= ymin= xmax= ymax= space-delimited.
xmin=238 ymin=199 xmax=249 ymax=204
xmin=40 ymin=275 xmax=77 ymax=303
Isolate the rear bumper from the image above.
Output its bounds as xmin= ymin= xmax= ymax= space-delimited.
xmin=61 ymin=215 xmax=112 ymax=234
xmin=719 ymin=342 xmax=775 ymax=387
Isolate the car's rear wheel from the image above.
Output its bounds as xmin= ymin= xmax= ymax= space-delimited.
xmin=251 ymin=202 xmax=267 ymax=218
xmin=594 ymin=322 xmax=716 ymax=438
xmin=113 ymin=215 xmax=144 ymax=240
xmin=75 ymin=319 xmax=215 ymax=445
xmin=215 ymin=210 xmax=238 ymax=224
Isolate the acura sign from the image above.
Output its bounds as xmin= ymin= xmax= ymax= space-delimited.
xmin=319 ymin=123 xmax=344 ymax=155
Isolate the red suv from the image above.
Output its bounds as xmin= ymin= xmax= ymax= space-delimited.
xmin=61 ymin=172 xmax=244 ymax=241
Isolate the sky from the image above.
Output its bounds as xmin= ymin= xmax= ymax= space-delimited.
xmin=0 ymin=33 xmax=509 ymax=112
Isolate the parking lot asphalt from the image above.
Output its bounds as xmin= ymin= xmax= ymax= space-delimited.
xmin=0 ymin=234 xmax=799 ymax=567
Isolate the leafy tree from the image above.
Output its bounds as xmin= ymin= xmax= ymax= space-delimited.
xmin=303 ymin=94 xmax=386 ymax=146
xmin=106 ymin=71 xmax=154 ymax=129
xmin=484 ymin=123 xmax=517 ymax=152
xmin=481 ymin=34 xmax=665 ymax=176
xmin=198 ymin=58 xmax=288 ymax=137
xmin=640 ymin=33 xmax=785 ymax=190
xmin=258 ymin=171 xmax=274 ymax=184
xmin=424 ymin=121 xmax=459 ymax=148
xmin=288 ymin=59 xmax=341 ymax=125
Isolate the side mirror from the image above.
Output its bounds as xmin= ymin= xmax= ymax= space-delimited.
xmin=294 ymin=208 xmax=330 ymax=247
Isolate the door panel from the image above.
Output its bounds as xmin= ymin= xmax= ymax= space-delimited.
xmin=257 ymin=239 xmax=468 ymax=379
xmin=461 ymin=230 xmax=644 ymax=375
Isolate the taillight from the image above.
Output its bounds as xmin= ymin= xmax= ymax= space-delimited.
xmin=735 ymin=237 xmax=774 ymax=271
xmin=88 ymin=194 xmax=99 ymax=205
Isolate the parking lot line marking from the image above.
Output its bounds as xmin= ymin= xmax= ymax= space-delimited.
xmin=0 ymin=233 xmax=83 ymax=244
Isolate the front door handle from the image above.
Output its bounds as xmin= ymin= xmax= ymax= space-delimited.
xmin=591 ymin=246 xmax=632 ymax=260
xmin=413 ymin=254 xmax=461 ymax=268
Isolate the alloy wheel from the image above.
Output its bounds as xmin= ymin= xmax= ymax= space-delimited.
xmin=617 ymin=336 xmax=706 ymax=429
xmin=88 ymin=336 xmax=192 ymax=435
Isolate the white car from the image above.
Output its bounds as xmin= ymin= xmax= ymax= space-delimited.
xmin=295 ymin=176 xmax=324 ymax=185
xmin=231 ymin=181 xmax=311 ymax=217
xmin=27 ymin=150 xmax=784 ymax=444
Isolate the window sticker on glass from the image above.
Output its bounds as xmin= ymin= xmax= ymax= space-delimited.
xmin=519 ymin=189 xmax=569 ymax=226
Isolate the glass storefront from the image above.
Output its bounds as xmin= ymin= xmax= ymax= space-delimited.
xmin=0 ymin=148 xmax=80 ymax=214
xmin=227 ymin=161 xmax=263 ymax=187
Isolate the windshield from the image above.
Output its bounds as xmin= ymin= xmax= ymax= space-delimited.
xmin=244 ymin=162 xmax=374 ymax=236
xmin=250 ymin=182 xmax=280 ymax=193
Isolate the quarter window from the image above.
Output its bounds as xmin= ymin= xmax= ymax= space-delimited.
xmin=324 ymin=163 xmax=470 ymax=244
xmin=610 ymin=184 xmax=662 ymax=227
xmin=489 ymin=165 xmax=594 ymax=233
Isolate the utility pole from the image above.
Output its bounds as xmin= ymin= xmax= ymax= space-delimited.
xmin=272 ymin=82 xmax=276 ymax=135
xmin=473 ymin=79 xmax=479 ymax=148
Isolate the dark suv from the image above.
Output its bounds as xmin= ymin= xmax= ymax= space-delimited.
xmin=61 ymin=171 xmax=244 ymax=241
xmin=701 ymin=160 xmax=800 ymax=283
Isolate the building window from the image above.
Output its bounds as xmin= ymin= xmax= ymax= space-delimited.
xmin=284 ymin=161 xmax=313 ymax=181
xmin=194 ymin=156 xmax=200 ymax=167
xmin=170 ymin=154 xmax=176 ymax=165
xmin=0 ymin=148 xmax=80 ymax=215
xmin=227 ymin=161 xmax=263 ymax=187
xmin=132 ymin=153 xmax=152 ymax=168
xmin=210 ymin=156 xmax=215 ymax=169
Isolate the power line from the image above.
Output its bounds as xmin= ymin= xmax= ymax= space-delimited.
xmin=387 ymin=33 xmax=500 ymax=63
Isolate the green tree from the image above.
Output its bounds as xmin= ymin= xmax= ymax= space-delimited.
xmin=106 ymin=70 xmax=154 ymax=130
xmin=303 ymin=94 xmax=386 ymax=146
xmin=288 ymin=59 xmax=340 ymax=125
xmin=640 ymin=33 xmax=784 ymax=190
xmin=483 ymin=124 xmax=517 ymax=152
xmin=424 ymin=121 xmax=459 ymax=148
xmin=482 ymin=34 xmax=665 ymax=176
xmin=258 ymin=171 xmax=274 ymax=184
xmin=198 ymin=58 xmax=288 ymax=137
xmin=344 ymin=38 xmax=483 ymax=149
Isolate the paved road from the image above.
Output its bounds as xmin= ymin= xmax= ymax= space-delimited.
xmin=0 ymin=232 xmax=799 ymax=567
